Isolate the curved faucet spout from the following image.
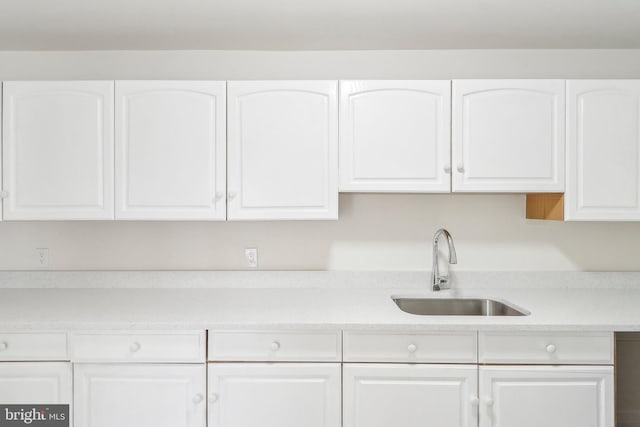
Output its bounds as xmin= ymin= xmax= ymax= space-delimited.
xmin=432 ymin=228 xmax=457 ymax=291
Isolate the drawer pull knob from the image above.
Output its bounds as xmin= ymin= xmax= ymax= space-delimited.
xmin=129 ymin=342 xmax=141 ymax=353
xmin=546 ymin=344 xmax=557 ymax=353
xmin=484 ymin=398 xmax=494 ymax=407
xmin=228 ymin=192 xmax=237 ymax=201
xmin=444 ymin=164 xmax=451 ymax=174
xmin=214 ymin=192 xmax=224 ymax=202
xmin=192 ymin=393 xmax=204 ymax=404
xmin=456 ymin=163 xmax=465 ymax=173
xmin=208 ymin=393 xmax=219 ymax=404
xmin=407 ymin=343 xmax=418 ymax=353
xmin=270 ymin=341 xmax=281 ymax=351
xmin=0 ymin=341 xmax=8 ymax=351
xmin=470 ymin=396 xmax=479 ymax=405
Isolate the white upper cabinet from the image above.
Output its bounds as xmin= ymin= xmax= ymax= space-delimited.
xmin=339 ymin=80 xmax=451 ymax=193
xmin=452 ymin=80 xmax=565 ymax=192
xmin=2 ymin=81 xmax=114 ymax=220
xmin=227 ymin=81 xmax=338 ymax=220
xmin=0 ymin=84 xmax=3 ymax=222
xmin=115 ymin=81 xmax=226 ymax=220
xmin=566 ymin=80 xmax=640 ymax=221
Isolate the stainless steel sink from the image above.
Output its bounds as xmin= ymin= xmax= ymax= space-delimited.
xmin=392 ymin=297 xmax=529 ymax=316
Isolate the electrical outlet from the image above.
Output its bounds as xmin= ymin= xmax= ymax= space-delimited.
xmin=245 ymin=248 xmax=258 ymax=268
xmin=35 ymin=248 xmax=49 ymax=268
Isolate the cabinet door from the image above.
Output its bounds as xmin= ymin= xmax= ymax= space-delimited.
xmin=566 ymin=80 xmax=640 ymax=220
xmin=339 ymin=80 xmax=451 ymax=192
xmin=0 ymin=362 xmax=71 ymax=403
xmin=74 ymin=364 xmax=205 ymax=427
xmin=452 ymin=80 xmax=564 ymax=192
xmin=208 ymin=363 xmax=341 ymax=427
xmin=2 ymin=81 xmax=114 ymax=220
xmin=0 ymin=84 xmax=3 ymax=221
xmin=115 ymin=81 xmax=226 ymax=220
xmin=479 ymin=366 xmax=614 ymax=427
xmin=227 ymin=81 xmax=338 ymax=220
xmin=343 ymin=364 xmax=477 ymax=427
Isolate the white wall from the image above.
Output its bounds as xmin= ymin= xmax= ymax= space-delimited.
xmin=0 ymin=49 xmax=639 ymax=80
xmin=1 ymin=49 xmax=640 ymax=271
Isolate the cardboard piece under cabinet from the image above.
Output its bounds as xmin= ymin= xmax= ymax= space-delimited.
xmin=526 ymin=193 xmax=564 ymax=221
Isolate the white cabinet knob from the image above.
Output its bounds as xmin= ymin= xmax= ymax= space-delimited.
xmin=208 ymin=393 xmax=219 ymax=404
xmin=214 ymin=192 xmax=224 ymax=202
xmin=546 ymin=344 xmax=557 ymax=353
xmin=456 ymin=163 xmax=465 ymax=173
xmin=484 ymin=397 xmax=494 ymax=407
xmin=192 ymin=393 xmax=204 ymax=404
xmin=0 ymin=190 xmax=7 ymax=199
xmin=444 ymin=165 xmax=451 ymax=174
xmin=0 ymin=341 xmax=8 ymax=351
xmin=407 ymin=343 xmax=418 ymax=353
xmin=227 ymin=192 xmax=237 ymax=201
xmin=270 ymin=341 xmax=281 ymax=351
xmin=470 ymin=396 xmax=479 ymax=405
xmin=129 ymin=342 xmax=141 ymax=353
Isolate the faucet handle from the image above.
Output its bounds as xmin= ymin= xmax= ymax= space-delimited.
xmin=437 ymin=276 xmax=451 ymax=290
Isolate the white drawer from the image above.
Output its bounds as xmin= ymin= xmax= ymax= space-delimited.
xmin=0 ymin=333 xmax=68 ymax=361
xmin=69 ymin=331 xmax=206 ymax=363
xmin=208 ymin=330 xmax=342 ymax=362
xmin=478 ymin=331 xmax=614 ymax=364
xmin=343 ymin=331 xmax=477 ymax=363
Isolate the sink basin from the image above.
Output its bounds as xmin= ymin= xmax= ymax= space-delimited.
xmin=392 ymin=297 xmax=529 ymax=316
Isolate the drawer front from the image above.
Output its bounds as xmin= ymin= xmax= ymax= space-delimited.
xmin=69 ymin=331 xmax=205 ymax=363
xmin=208 ymin=330 xmax=342 ymax=362
xmin=343 ymin=331 xmax=477 ymax=363
xmin=478 ymin=331 xmax=614 ymax=364
xmin=0 ymin=333 xmax=68 ymax=361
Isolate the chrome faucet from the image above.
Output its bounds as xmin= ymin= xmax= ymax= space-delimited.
xmin=431 ymin=228 xmax=457 ymax=291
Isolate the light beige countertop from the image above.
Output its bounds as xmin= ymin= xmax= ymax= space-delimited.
xmin=0 ymin=271 xmax=638 ymax=331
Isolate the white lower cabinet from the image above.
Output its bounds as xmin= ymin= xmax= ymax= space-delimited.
xmin=0 ymin=362 xmax=72 ymax=403
xmin=208 ymin=363 xmax=341 ymax=427
xmin=479 ymin=365 xmax=614 ymax=427
xmin=0 ymin=329 xmax=616 ymax=427
xmin=343 ymin=364 xmax=478 ymax=427
xmin=343 ymin=363 xmax=614 ymax=427
xmin=0 ymin=332 xmax=71 ymax=412
xmin=74 ymin=363 xmax=206 ymax=427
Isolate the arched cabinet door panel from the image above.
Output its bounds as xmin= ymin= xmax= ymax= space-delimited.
xmin=115 ymin=81 xmax=226 ymax=220
xmin=339 ymin=80 xmax=451 ymax=193
xmin=2 ymin=81 xmax=114 ymax=220
xmin=452 ymin=80 xmax=565 ymax=192
xmin=227 ymin=81 xmax=338 ymax=220
xmin=565 ymin=80 xmax=640 ymax=221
